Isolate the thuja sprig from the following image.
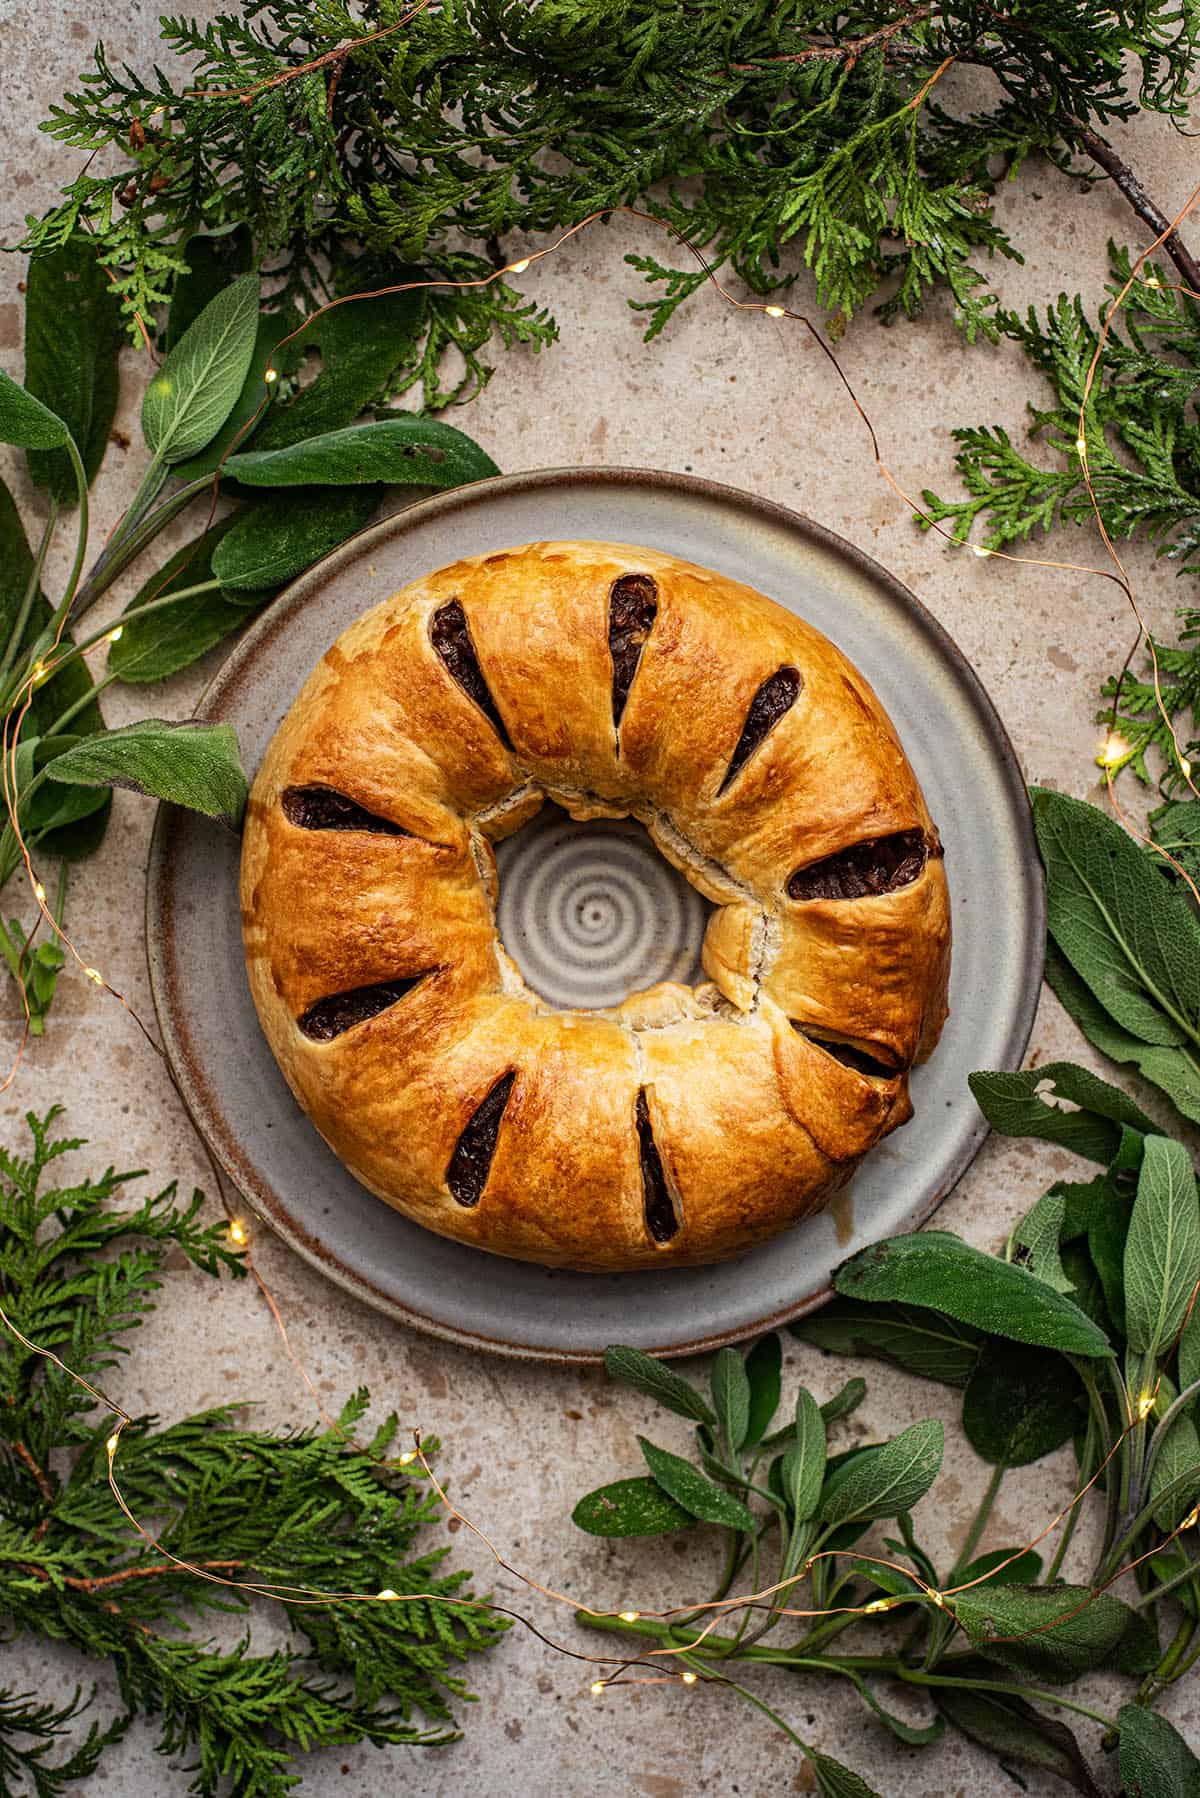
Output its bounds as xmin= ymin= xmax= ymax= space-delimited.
xmin=0 ymin=1106 xmax=507 ymax=1794
xmin=571 ymin=789 xmax=1200 ymax=1795
xmin=0 ymin=231 xmax=497 ymax=1033
xmin=22 ymin=0 xmax=1200 ymax=356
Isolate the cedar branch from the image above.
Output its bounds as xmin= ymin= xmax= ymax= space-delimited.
xmin=1073 ymin=126 xmax=1200 ymax=296
xmin=729 ymin=6 xmax=932 ymax=73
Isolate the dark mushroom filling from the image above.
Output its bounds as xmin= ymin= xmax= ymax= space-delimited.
xmin=718 ymin=665 xmax=802 ymax=794
xmin=282 ymin=785 xmax=410 ymax=836
xmin=609 ymin=573 xmax=658 ymax=730
xmin=430 ymin=598 xmax=512 ymax=748
xmin=787 ymin=829 xmax=936 ymax=902
xmin=636 ymin=1088 xmax=679 ymax=1243
xmin=297 ymin=971 xmax=436 ymax=1042
xmin=447 ymin=1070 xmax=517 ymax=1207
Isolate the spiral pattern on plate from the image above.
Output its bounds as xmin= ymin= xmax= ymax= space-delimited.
xmin=495 ymin=808 xmax=707 ymax=1010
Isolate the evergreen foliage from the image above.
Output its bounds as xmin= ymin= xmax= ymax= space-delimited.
xmin=0 ymin=1109 xmax=505 ymax=1795
xmin=22 ymin=1 xmax=1200 ymax=397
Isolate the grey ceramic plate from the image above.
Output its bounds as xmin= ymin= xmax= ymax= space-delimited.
xmin=146 ymin=468 xmax=1042 ymax=1363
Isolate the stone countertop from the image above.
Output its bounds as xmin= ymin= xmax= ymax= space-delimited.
xmin=2 ymin=5 xmax=1198 ymax=1793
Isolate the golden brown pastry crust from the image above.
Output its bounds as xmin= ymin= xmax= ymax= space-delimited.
xmin=240 ymin=541 xmax=950 ymax=1270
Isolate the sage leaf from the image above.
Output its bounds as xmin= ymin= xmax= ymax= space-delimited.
xmin=0 ymin=480 xmax=104 ymax=745
xmin=819 ymin=1418 xmax=943 ymax=1525
xmin=1046 ymin=939 xmax=1200 ymax=1129
xmin=172 ymin=308 xmax=301 ymax=482
xmin=933 ymin=1685 xmax=1100 ymax=1796
xmin=638 ymin=1439 xmax=754 ymax=1532
xmin=44 ymin=720 xmax=248 ymax=824
xmin=166 ymin=227 xmax=253 ymax=349
xmin=251 ymin=288 xmax=426 ymax=451
xmin=835 ymin=1232 xmax=1113 ymax=1358
xmin=143 ymin=274 xmax=260 ymax=464
xmin=1151 ymin=1381 xmax=1200 ymax=1532
xmin=954 ymin=1583 xmax=1141 ymax=1683
xmin=782 ymin=1389 xmax=826 ymax=1522
xmin=710 ymin=1347 xmax=750 ymax=1455
xmin=1010 ymin=1191 xmax=1073 ymax=1293
xmin=743 ymin=1333 xmax=781 ymax=1445
xmin=1056 ymin=1170 xmax=1130 ymax=1242
xmin=820 ymin=1377 xmax=867 ymax=1425
xmin=603 ymin=1347 xmax=715 ymax=1426
xmin=836 ymin=1666 xmax=943 ymax=1745
xmin=970 ymin=1061 xmax=1155 ymax=1164
xmin=108 ymin=522 xmax=251 ymax=685
xmin=1088 ymin=1196 xmax=1132 ymax=1338
xmin=212 ymin=486 xmax=381 ymax=591
xmin=1034 ymin=786 xmax=1200 ymax=1051
xmin=955 ymin=1548 xmax=1044 ymax=1587
xmin=1178 ymin=1292 xmax=1200 ymax=1394
xmin=1117 ymin=1702 xmax=1200 ymax=1796
xmin=1124 ymin=1137 xmax=1200 ymax=1358
xmin=225 ymin=414 xmax=499 ymax=489
xmin=571 ymin=1475 xmax=694 ymax=1538
xmin=792 ymin=1300 xmax=982 ymax=1386
xmin=811 ymin=1752 xmax=884 ymax=1797
xmin=0 ymin=369 xmax=70 ymax=450
xmin=962 ymin=1341 xmax=1080 ymax=1467
xmin=24 ymin=235 xmax=122 ymax=500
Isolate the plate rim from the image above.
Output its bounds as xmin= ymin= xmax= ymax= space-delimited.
xmin=146 ymin=464 xmax=1044 ymax=1363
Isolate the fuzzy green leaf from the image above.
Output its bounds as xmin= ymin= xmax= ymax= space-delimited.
xmin=954 ymin=1584 xmax=1143 ymax=1684
xmin=212 ymin=486 xmax=380 ymax=592
xmin=1124 ymin=1137 xmax=1200 ymax=1358
xmin=1034 ymin=787 xmax=1200 ymax=1052
xmin=710 ymin=1348 xmax=750 ymax=1456
xmin=44 ymin=720 xmax=248 ymax=823
xmin=1010 ymin=1191 xmax=1073 ymax=1294
xmin=24 ymin=234 xmax=122 ymax=500
xmin=969 ymin=1062 xmax=1156 ymax=1164
xmin=742 ymin=1334 xmax=781 ymax=1446
xmin=1045 ymin=939 xmax=1200 ymax=1128
xmin=603 ymin=1347 xmax=715 ymax=1426
xmin=811 ymin=1752 xmax=885 ymax=1797
xmin=638 ymin=1438 xmax=754 ymax=1532
xmin=0 ymin=370 xmax=70 ymax=450
xmin=962 ymin=1341 xmax=1080 ymax=1467
xmin=834 ymin=1233 xmax=1112 ymax=1358
xmin=792 ymin=1300 xmax=983 ymax=1386
xmin=1117 ymin=1702 xmax=1200 ymax=1796
xmin=225 ymin=415 xmax=499 ymax=489
xmin=782 ymin=1389 xmax=826 ymax=1523
xmin=142 ymin=274 xmax=260 ymax=464
xmin=108 ymin=522 xmax=252 ymax=685
xmin=571 ymin=1476 xmax=694 ymax=1538
xmin=818 ymin=1419 xmax=943 ymax=1525
xmin=933 ymin=1684 xmax=1100 ymax=1795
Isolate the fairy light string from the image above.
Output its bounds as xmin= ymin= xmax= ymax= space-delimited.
xmin=3 ymin=101 xmax=1200 ymax=1715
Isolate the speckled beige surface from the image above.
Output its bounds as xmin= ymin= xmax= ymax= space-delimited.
xmin=2 ymin=6 xmax=1198 ymax=1793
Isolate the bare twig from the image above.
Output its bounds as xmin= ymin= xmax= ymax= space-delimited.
xmin=1075 ymin=125 xmax=1200 ymax=295
xmin=729 ymin=7 xmax=932 ymax=73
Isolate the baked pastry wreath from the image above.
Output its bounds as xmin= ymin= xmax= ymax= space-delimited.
xmin=241 ymin=540 xmax=950 ymax=1271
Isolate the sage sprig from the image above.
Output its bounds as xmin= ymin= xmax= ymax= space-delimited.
xmin=574 ymin=788 xmax=1200 ymax=1794
xmin=0 ymin=236 xmax=498 ymax=1032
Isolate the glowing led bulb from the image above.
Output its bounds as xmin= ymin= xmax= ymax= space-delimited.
xmin=619 ymin=1610 xmax=640 ymax=1623
xmin=1099 ymin=732 xmax=1130 ymax=769
xmin=1137 ymin=1390 xmax=1157 ymax=1421
xmin=83 ymin=967 xmax=104 ymax=985
xmin=864 ymin=1598 xmax=891 ymax=1614
xmin=681 ymin=1671 xmax=698 ymax=1685
xmin=1181 ymin=757 xmax=1192 ymax=779
xmin=228 ymin=1218 xmax=248 ymax=1246
xmin=106 ymin=1433 xmax=120 ymax=1457
xmin=264 ymin=368 xmax=279 ymax=384
xmin=396 ymin=1450 xmax=417 ymax=1466
xmin=764 ymin=304 xmax=785 ymax=318
xmin=590 ymin=1681 xmax=606 ymax=1696
xmin=31 ymin=662 xmax=47 ymax=684
xmin=107 ymin=626 xmax=123 ymax=644
xmin=1145 ymin=274 xmax=1161 ymax=289
xmin=971 ymin=543 xmax=990 ymax=559
xmin=33 ymin=882 xmax=45 ymax=904
xmin=377 ymin=1588 xmax=399 ymax=1601
xmin=1075 ymin=436 xmax=1088 ymax=457
xmin=507 ymin=258 xmax=531 ymax=274
xmin=1182 ymin=1507 xmax=1199 ymax=1531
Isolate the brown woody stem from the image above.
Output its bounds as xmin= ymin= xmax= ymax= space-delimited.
xmin=1075 ymin=125 xmax=1200 ymax=295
